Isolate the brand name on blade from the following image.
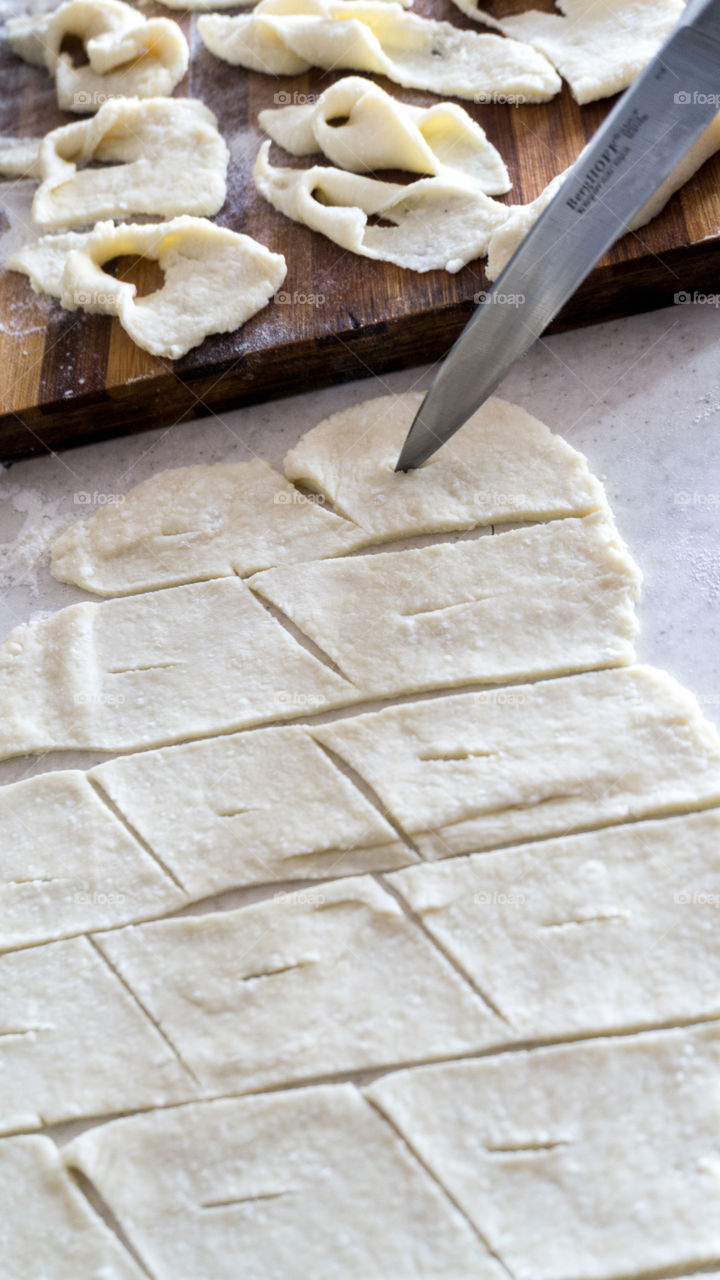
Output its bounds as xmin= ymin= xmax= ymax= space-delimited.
xmin=566 ymin=109 xmax=648 ymax=214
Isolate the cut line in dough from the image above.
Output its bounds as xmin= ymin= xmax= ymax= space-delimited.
xmin=388 ymin=807 xmax=720 ymax=1042
xmin=254 ymin=140 xmax=509 ymax=273
xmin=451 ymin=0 xmax=684 ymax=105
xmin=367 ymin=1023 xmax=720 ymax=1280
xmin=249 ymin=510 xmax=641 ymax=694
xmin=198 ymin=0 xmax=562 ymax=103
xmin=7 ymin=0 xmax=189 ymax=113
xmin=0 ymin=1135 xmax=145 ymax=1279
xmin=26 ymin=97 xmax=229 ymax=229
xmin=94 ymin=875 xmax=503 ymax=1093
xmin=258 ymin=76 xmax=511 ymax=194
xmin=64 ymin=1086 xmax=504 ymax=1280
xmin=314 ymin=664 xmax=720 ymax=857
xmin=10 ymin=218 xmax=287 ymax=359
xmin=0 ymin=770 xmax=186 ymax=951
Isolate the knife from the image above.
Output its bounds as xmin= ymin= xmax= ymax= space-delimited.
xmin=396 ymin=0 xmax=720 ymax=471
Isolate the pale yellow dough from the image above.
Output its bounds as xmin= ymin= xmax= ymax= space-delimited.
xmin=10 ymin=218 xmax=287 ymax=359
xmin=258 ymin=76 xmax=511 ymax=193
xmin=65 ymin=1087 xmax=503 ymax=1280
xmin=254 ymin=140 xmax=508 ymax=273
xmin=368 ymin=1024 xmax=720 ymax=1279
xmin=487 ymin=115 xmax=720 ymax=280
xmin=198 ymin=0 xmax=562 ymax=102
xmin=7 ymin=0 xmax=189 ymax=113
xmin=26 ymin=98 xmax=228 ymax=229
xmin=452 ymin=0 xmax=684 ymax=104
xmin=0 ymin=1136 xmax=144 ymax=1279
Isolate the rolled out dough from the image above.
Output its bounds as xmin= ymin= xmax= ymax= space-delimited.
xmin=198 ymin=0 xmax=562 ymax=103
xmin=65 ymin=1086 xmax=503 ymax=1280
xmin=0 ymin=936 xmax=196 ymax=1134
xmin=0 ymin=770 xmax=185 ymax=950
xmin=0 ymin=1136 xmax=144 ymax=1279
xmin=388 ymin=807 xmax=720 ymax=1041
xmin=250 ymin=510 xmax=641 ymax=694
xmin=314 ymin=665 xmax=720 ymax=856
xmin=95 ymin=875 xmax=502 ymax=1092
xmin=367 ymin=1023 xmax=720 ymax=1279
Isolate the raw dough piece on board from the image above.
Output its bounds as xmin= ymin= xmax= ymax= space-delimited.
xmin=198 ymin=0 xmax=562 ymax=103
xmin=314 ymin=665 xmax=720 ymax=857
xmin=0 ymin=770 xmax=185 ymax=950
xmin=95 ymin=875 xmax=503 ymax=1091
xmin=451 ymin=0 xmax=684 ymax=105
xmin=250 ymin=511 xmax=641 ymax=694
xmin=0 ymin=936 xmax=196 ymax=1134
xmin=388 ymin=807 xmax=720 ymax=1041
xmin=254 ymin=142 xmax=508 ymax=273
xmin=258 ymin=76 xmax=511 ymax=193
xmin=0 ymin=1136 xmax=144 ymax=1280
xmin=65 ymin=1086 xmax=504 ymax=1280
xmin=368 ymin=1023 xmax=720 ymax=1279
xmin=7 ymin=0 xmax=189 ymax=112
xmin=91 ymin=725 xmax=409 ymax=898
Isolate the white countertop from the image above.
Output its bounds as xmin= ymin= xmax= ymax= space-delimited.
xmin=1 ymin=301 xmax=719 ymax=790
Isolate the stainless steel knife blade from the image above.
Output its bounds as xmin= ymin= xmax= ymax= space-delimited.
xmin=396 ymin=0 xmax=720 ymax=471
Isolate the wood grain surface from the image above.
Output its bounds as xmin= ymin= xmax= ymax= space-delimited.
xmin=1 ymin=0 xmax=719 ymax=459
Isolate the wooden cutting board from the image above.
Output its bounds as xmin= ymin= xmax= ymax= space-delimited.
xmin=1 ymin=0 xmax=719 ymax=460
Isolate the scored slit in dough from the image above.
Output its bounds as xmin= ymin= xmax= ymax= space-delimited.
xmin=64 ymin=1086 xmax=503 ymax=1280
xmin=254 ymin=140 xmax=509 ymax=273
xmin=388 ymin=807 xmax=720 ymax=1041
xmin=198 ymin=0 xmax=562 ymax=103
xmin=48 ymin=393 xmax=605 ymax=596
xmin=93 ymin=875 xmax=502 ymax=1095
xmin=451 ymin=0 xmax=684 ymax=105
xmin=16 ymin=98 xmax=229 ymax=230
xmin=1 ymin=1136 xmax=144 ymax=1279
xmin=7 ymin=0 xmax=189 ymax=113
xmin=314 ymin=664 xmax=720 ymax=857
xmin=367 ymin=1023 xmax=720 ymax=1280
xmin=258 ymin=76 xmax=511 ymax=193
xmin=0 ymin=770 xmax=186 ymax=951
xmin=10 ymin=217 xmax=287 ymax=360
xmin=249 ymin=510 xmax=641 ymax=693
xmin=0 ymin=935 xmax=196 ymax=1135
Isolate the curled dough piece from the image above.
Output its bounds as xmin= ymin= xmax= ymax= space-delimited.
xmin=259 ymin=75 xmax=511 ymax=194
xmin=254 ymin=141 xmax=509 ymax=273
xmin=7 ymin=0 xmax=189 ymax=114
xmin=198 ymin=0 xmax=562 ymax=103
xmin=451 ymin=0 xmax=684 ymax=104
xmin=486 ymin=114 xmax=720 ymax=280
xmin=10 ymin=218 xmax=287 ymax=358
xmin=26 ymin=97 xmax=229 ymax=230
